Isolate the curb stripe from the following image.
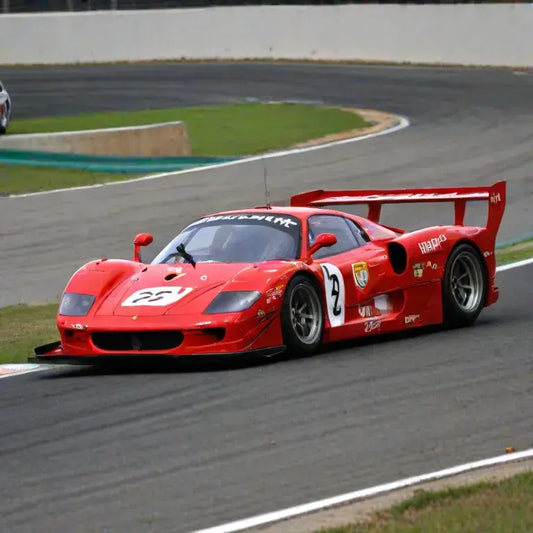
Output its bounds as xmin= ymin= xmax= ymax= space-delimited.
xmin=0 ymin=363 xmax=45 ymax=379
xmin=193 ymin=449 xmax=533 ymax=533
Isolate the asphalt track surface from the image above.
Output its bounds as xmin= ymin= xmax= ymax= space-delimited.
xmin=0 ymin=264 xmax=532 ymax=533
xmin=0 ymin=64 xmax=532 ymax=532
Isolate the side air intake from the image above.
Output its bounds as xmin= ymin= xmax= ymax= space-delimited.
xmin=388 ymin=242 xmax=407 ymax=274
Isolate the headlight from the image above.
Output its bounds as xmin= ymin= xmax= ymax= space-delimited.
xmin=59 ymin=293 xmax=96 ymax=316
xmin=204 ymin=291 xmax=261 ymax=314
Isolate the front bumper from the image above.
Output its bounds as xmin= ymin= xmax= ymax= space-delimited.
xmin=31 ymin=341 xmax=285 ymax=365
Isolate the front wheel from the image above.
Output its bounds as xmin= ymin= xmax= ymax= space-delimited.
xmin=281 ymin=275 xmax=324 ymax=355
xmin=442 ymin=243 xmax=488 ymax=327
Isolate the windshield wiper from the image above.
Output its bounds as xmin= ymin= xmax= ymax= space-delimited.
xmin=176 ymin=243 xmax=196 ymax=268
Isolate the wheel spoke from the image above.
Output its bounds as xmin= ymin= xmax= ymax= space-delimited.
xmin=458 ymin=281 xmax=473 ymax=291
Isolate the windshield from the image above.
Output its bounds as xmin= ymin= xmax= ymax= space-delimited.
xmin=152 ymin=213 xmax=301 ymax=264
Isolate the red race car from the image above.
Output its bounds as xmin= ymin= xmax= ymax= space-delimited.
xmin=34 ymin=181 xmax=506 ymax=364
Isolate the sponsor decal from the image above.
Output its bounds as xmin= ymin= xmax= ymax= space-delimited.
xmin=418 ymin=234 xmax=447 ymax=255
xmin=426 ymin=261 xmax=438 ymax=270
xmin=405 ymin=314 xmax=420 ymax=325
xmin=121 ymin=286 xmax=193 ymax=307
xmin=483 ymin=251 xmax=493 ymax=258
xmin=490 ymin=192 xmax=502 ymax=204
xmin=352 ymin=262 xmax=369 ymax=289
xmin=358 ymin=303 xmax=374 ymax=318
xmin=200 ymin=275 xmax=208 ymax=281
xmin=257 ymin=309 xmax=266 ymax=319
xmin=321 ymin=263 xmax=345 ymax=327
xmin=188 ymin=213 xmax=298 ymax=229
xmin=266 ymin=284 xmax=285 ymax=304
xmin=364 ymin=319 xmax=381 ymax=333
xmin=413 ymin=262 xmax=424 ymax=278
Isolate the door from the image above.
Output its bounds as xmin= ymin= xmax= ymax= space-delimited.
xmin=308 ymin=214 xmax=390 ymax=341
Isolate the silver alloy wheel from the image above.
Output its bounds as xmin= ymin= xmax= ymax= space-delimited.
xmin=289 ymin=283 xmax=322 ymax=345
xmin=449 ymin=250 xmax=484 ymax=312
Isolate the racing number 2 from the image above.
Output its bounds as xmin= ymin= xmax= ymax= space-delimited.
xmin=320 ymin=264 xmax=345 ymax=327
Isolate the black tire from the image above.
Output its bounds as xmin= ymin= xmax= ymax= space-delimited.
xmin=442 ymin=243 xmax=488 ymax=327
xmin=281 ymin=274 xmax=324 ymax=355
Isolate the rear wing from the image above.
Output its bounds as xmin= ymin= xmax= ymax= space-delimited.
xmin=291 ymin=181 xmax=506 ymax=235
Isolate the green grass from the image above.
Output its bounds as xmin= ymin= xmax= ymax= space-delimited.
xmin=496 ymin=239 xmax=533 ymax=265
xmin=8 ymin=103 xmax=369 ymax=157
xmin=0 ymin=303 xmax=58 ymax=364
xmin=319 ymin=471 xmax=533 ymax=533
xmin=0 ymin=164 xmax=139 ymax=195
xmin=1 ymin=238 xmax=531 ymax=365
xmin=1 ymin=103 xmax=368 ymax=194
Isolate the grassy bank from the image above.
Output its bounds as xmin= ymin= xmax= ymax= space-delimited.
xmin=8 ymin=103 xmax=369 ymax=156
xmin=0 ymin=303 xmax=58 ymax=364
xmin=495 ymin=238 xmax=533 ymax=264
xmin=320 ymin=470 xmax=533 ymax=533
xmin=0 ymin=238 xmax=531 ymax=365
xmin=1 ymin=104 xmax=368 ymax=195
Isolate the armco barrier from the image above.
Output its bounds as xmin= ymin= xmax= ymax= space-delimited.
xmin=0 ymin=149 xmax=239 ymax=173
xmin=0 ymin=5 xmax=532 ymax=67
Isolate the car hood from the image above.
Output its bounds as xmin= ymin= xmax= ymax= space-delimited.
xmin=93 ymin=262 xmax=283 ymax=317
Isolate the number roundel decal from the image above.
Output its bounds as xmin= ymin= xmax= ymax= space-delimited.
xmin=320 ymin=263 xmax=345 ymax=327
xmin=121 ymin=286 xmax=193 ymax=307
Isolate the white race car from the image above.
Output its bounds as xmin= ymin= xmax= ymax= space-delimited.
xmin=0 ymin=81 xmax=11 ymax=134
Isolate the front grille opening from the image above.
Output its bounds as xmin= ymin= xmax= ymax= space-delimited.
xmin=92 ymin=331 xmax=183 ymax=351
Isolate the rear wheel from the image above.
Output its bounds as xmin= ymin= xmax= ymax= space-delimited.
xmin=442 ymin=243 xmax=487 ymax=327
xmin=281 ymin=275 xmax=324 ymax=355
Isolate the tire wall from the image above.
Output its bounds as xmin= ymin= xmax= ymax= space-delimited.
xmin=0 ymin=5 xmax=531 ymax=67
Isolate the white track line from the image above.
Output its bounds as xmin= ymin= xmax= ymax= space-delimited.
xmin=496 ymin=257 xmax=533 ymax=272
xmin=7 ymin=116 xmax=410 ymax=198
xmin=193 ymin=449 xmax=533 ymax=533
xmin=0 ymin=256 xmax=531 ymax=380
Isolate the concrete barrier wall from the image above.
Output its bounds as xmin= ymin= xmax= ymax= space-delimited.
xmin=0 ymin=122 xmax=191 ymax=156
xmin=0 ymin=5 xmax=532 ymax=67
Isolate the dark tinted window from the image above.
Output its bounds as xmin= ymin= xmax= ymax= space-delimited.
xmin=152 ymin=213 xmax=301 ymax=264
xmin=308 ymin=215 xmax=363 ymax=259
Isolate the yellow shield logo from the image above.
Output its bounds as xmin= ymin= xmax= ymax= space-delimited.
xmin=352 ymin=262 xmax=369 ymax=289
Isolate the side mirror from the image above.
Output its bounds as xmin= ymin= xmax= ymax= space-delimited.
xmin=307 ymin=233 xmax=337 ymax=261
xmin=133 ymin=233 xmax=153 ymax=263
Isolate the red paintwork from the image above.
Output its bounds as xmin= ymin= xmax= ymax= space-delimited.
xmin=34 ymin=182 xmax=506 ymax=362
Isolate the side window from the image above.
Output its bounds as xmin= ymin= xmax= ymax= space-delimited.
xmin=308 ymin=215 xmax=362 ymax=259
xmin=346 ymin=219 xmax=370 ymax=246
